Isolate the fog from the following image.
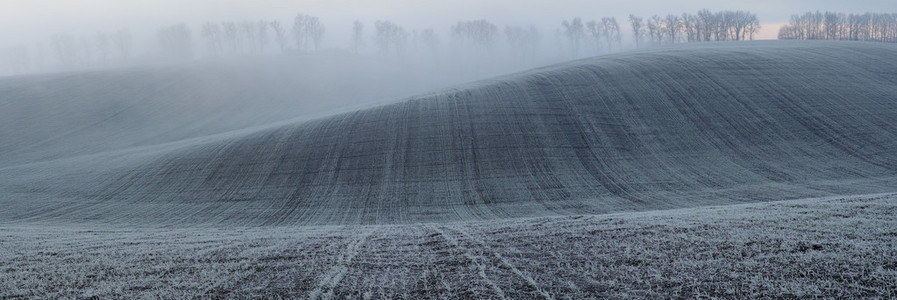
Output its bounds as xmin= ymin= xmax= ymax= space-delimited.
xmin=3 ymin=3 xmax=897 ymax=296
xmin=1 ymin=0 xmax=896 ymax=78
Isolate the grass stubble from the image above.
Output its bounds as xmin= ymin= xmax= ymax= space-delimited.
xmin=1 ymin=193 xmax=895 ymax=298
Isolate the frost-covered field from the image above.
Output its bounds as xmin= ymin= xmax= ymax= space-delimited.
xmin=2 ymin=41 xmax=897 ymax=298
xmin=2 ymin=193 xmax=895 ymax=298
xmin=3 ymin=41 xmax=897 ymax=225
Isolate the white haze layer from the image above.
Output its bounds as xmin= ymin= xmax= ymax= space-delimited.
xmin=2 ymin=0 xmax=896 ymax=77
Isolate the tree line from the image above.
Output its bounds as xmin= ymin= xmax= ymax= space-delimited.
xmin=198 ymin=15 xmax=325 ymax=58
xmin=553 ymin=10 xmax=758 ymax=59
xmin=559 ymin=17 xmax=622 ymax=58
xmin=1 ymin=30 xmax=134 ymax=74
xmin=2 ymin=10 xmax=763 ymax=76
xmin=628 ymin=10 xmax=760 ymax=48
xmin=778 ymin=11 xmax=897 ymax=42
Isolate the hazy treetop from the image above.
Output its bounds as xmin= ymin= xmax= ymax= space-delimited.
xmin=2 ymin=0 xmax=895 ymax=48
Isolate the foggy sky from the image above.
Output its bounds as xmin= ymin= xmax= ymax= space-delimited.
xmin=2 ymin=0 xmax=897 ymax=49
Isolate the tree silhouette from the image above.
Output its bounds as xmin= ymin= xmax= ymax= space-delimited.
xmin=293 ymin=14 xmax=325 ymax=52
xmin=374 ymin=20 xmax=408 ymax=58
xmin=201 ymin=23 xmax=223 ymax=57
xmin=780 ymin=11 xmax=895 ymax=43
xmin=452 ymin=19 xmax=499 ymax=52
xmin=352 ymin=20 xmax=365 ymax=54
xmin=157 ymin=23 xmax=193 ymax=61
xmin=629 ymin=15 xmax=645 ymax=48
xmin=561 ymin=18 xmax=585 ymax=57
xmin=270 ymin=21 xmax=288 ymax=53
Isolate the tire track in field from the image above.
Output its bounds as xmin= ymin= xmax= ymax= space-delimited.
xmin=307 ymin=228 xmax=375 ymax=300
xmin=442 ymin=225 xmax=555 ymax=300
xmin=428 ymin=224 xmax=506 ymax=299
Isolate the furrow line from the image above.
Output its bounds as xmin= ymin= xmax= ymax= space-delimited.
xmin=307 ymin=228 xmax=375 ymax=300
xmin=445 ymin=225 xmax=555 ymax=300
xmin=428 ymin=224 xmax=506 ymax=300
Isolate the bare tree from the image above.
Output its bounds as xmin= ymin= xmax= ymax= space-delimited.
xmin=95 ymin=32 xmax=110 ymax=65
xmin=110 ymin=29 xmax=133 ymax=63
xmin=374 ymin=20 xmax=408 ymax=58
xmin=727 ymin=11 xmax=757 ymax=41
xmin=222 ymin=22 xmax=240 ymax=54
xmin=292 ymin=15 xmax=308 ymax=51
xmin=201 ymin=22 xmax=223 ymax=57
xmin=715 ymin=11 xmax=731 ymax=41
xmin=664 ymin=14 xmax=682 ymax=43
xmin=418 ymin=28 xmax=440 ymax=56
xmin=80 ymin=36 xmax=94 ymax=66
xmin=505 ymin=25 xmax=539 ymax=62
xmin=452 ymin=19 xmax=499 ymax=52
xmin=293 ymin=14 xmax=325 ymax=52
xmin=240 ymin=21 xmax=257 ymax=54
xmin=561 ymin=18 xmax=585 ymax=57
xmin=697 ymin=9 xmax=715 ymax=41
xmin=31 ymin=43 xmax=46 ymax=72
xmin=629 ymin=15 xmax=644 ymax=48
xmin=51 ymin=34 xmax=78 ymax=68
xmin=602 ymin=17 xmax=621 ymax=51
xmin=352 ymin=20 xmax=365 ymax=54
xmin=747 ymin=14 xmax=761 ymax=40
xmin=823 ymin=12 xmax=841 ymax=40
xmin=682 ymin=13 xmax=700 ymax=43
xmin=2 ymin=45 xmax=32 ymax=74
xmin=308 ymin=18 xmax=325 ymax=51
xmin=585 ymin=20 xmax=605 ymax=53
xmin=157 ymin=23 xmax=193 ymax=61
xmin=257 ymin=21 xmax=269 ymax=53
xmin=270 ymin=21 xmax=288 ymax=53
xmin=647 ymin=15 xmax=663 ymax=45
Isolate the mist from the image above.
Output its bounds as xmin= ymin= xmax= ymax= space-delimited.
xmin=5 ymin=1 xmax=897 ymax=298
xmin=2 ymin=1 xmax=896 ymax=77
xmin=2 ymin=0 xmax=896 ymax=137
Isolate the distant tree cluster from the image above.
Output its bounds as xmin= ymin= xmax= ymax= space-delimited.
xmin=158 ymin=24 xmax=193 ymax=60
xmin=630 ymin=10 xmax=760 ymax=47
xmin=201 ymin=21 xmax=273 ymax=57
xmin=1 ymin=45 xmax=34 ymax=74
xmin=452 ymin=20 xmax=499 ymax=52
xmin=374 ymin=20 xmax=409 ymax=58
xmin=415 ymin=28 xmax=440 ymax=55
xmin=504 ymin=25 xmax=540 ymax=62
xmin=559 ymin=17 xmax=621 ymax=57
xmin=196 ymin=15 xmax=326 ymax=58
xmin=352 ymin=20 xmax=365 ymax=54
xmin=39 ymin=30 xmax=133 ymax=71
xmin=293 ymin=14 xmax=326 ymax=52
xmin=348 ymin=18 xmax=540 ymax=71
xmin=778 ymin=11 xmax=897 ymax=42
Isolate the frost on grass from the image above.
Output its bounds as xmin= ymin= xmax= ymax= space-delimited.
xmin=1 ymin=194 xmax=895 ymax=298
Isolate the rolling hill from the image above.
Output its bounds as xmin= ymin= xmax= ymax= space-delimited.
xmin=2 ymin=41 xmax=897 ymax=226
xmin=0 ymin=54 xmax=472 ymax=166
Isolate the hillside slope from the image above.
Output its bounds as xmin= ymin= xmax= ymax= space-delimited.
xmin=0 ymin=54 xmax=464 ymax=167
xmin=2 ymin=41 xmax=897 ymax=225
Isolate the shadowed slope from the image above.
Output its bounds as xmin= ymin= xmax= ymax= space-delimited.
xmin=3 ymin=41 xmax=897 ymax=225
xmin=0 ymin=54 xmax=462 ymax=167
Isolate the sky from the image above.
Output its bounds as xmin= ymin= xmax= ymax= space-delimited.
xmin=1 ymin=0 xmax=896 ymax=49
